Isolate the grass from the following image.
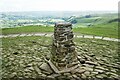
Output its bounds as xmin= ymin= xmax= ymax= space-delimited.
xmin=1 ymin=13 xmax=118 ymax=39
xmin=2 ymin=36 xmax=52 ymax=51
xmin=1 ymin=23 xmax=118 ymax=39
xmin=73 ymin=13 xmax=118 ymax=38
xmin=1 ymin=25 xmax=54 ymax=35
xmin=73 ymin=22 xmax=118 ymax=38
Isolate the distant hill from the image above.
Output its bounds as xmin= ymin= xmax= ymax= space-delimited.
xmin=0 ymin=11 xmax=117 ymax=18
xmin=73 ymin=13 xmax=117 ymax=27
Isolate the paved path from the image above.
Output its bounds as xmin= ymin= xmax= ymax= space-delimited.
xmin=0 ymin=33 xmax=120 ymax=42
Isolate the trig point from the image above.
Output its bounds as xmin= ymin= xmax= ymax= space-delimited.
xmin=52 ymin=22 xmax=78 ymax=69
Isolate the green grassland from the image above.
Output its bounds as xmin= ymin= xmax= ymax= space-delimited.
xmin=1 ymin=26 xmax=54 ymax=35
xmin=73 ymin=22 xmax=118 ymax=38
xmin=1 ymin=13 xmax=118 ymax=38
xmin=2 ymin=22 xmax=118 ymax=38
xmin=73 ymin=13 xmax=118 ymax=38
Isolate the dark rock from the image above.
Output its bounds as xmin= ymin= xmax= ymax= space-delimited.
xmin=13 ymin=52 xmax=19 ymax=55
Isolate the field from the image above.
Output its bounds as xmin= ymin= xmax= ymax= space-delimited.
xmin=73 ymin=13 xmax=118 ymax=38
xmin=1 ymin=22 xmax=118 ymax=38
xmin=1 ymin=26 xmax=54 ymax=35
xmin=2 ymin=13 xmax=119 ymax=38
xmin=73 ymin=22 xmax=118 ymax=38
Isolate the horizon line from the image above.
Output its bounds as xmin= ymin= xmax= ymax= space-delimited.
xmin=0 ymin=10 xmax=118 ymax=13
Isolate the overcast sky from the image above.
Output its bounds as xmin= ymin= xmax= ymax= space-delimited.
xmin=0 ymin=0 xmax=119 ymax=12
